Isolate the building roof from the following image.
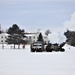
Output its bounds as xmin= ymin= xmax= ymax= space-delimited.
xmin=0 ymin=33 xmax=9 ymax=36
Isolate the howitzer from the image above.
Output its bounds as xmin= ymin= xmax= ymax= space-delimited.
xmin=59 ymin=42 xmax=66 ymax=48
xmin=46 ymin=42 xmax=66 ymax=52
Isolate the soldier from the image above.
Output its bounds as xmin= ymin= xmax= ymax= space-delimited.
xmin=2 ymin=44 xmax=4 ymax=49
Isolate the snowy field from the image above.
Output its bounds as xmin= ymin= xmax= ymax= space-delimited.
xmin=0 ymin=44 xmax=75 ymax=75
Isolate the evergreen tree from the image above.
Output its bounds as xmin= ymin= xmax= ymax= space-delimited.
xmin=6 ymin=24 xmax=26 ymax=49
xmin=37 ymin=33 xmax=44 ymax=42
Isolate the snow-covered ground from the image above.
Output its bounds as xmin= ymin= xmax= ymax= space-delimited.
xmin=0 ymin=44 xmax=75 ymax=75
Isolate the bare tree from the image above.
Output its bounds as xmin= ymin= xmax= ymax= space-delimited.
xmin=45 ymin=30 xmax=51 ymax=36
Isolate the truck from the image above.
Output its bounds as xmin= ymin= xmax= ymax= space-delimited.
xmin=30 ymin=41 xmax=44 ymax=52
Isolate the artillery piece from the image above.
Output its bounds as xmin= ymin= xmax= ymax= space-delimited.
xmin=46 ymin=42 xmax=66 ymax=52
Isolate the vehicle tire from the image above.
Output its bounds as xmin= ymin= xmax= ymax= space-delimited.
xmin=40 ymin=49 xmax=43 ymax=52
xmin=49 ymin=49 xmax=52 ymax=52
xmin=60 ymin=48 xmax=65 ymax=52
xmin=46 ymin=46 xmax=52 ymax=52
xmin=55 ymin=49 xmax=59 ymax=52
xmin=46 ymin=46 xmax=49 ymax=52
xmin=31 ymin=49 xmax=35 ymax=52
xmin=36 ymin=49 xmax=42 ymax=52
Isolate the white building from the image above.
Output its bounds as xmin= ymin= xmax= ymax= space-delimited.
xmin=25 ymin=32 xmax=48 ymax=44
xmin=0 ymin=32 xmax=48 ymax=44
xmin=0 ymin=33 xmax=9 ymax=44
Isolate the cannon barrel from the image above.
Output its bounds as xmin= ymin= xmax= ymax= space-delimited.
xmin=59 ymin=42 xmax=66 ymax=48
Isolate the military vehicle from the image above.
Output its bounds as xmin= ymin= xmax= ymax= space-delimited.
xmin=46 ymin=42 xmax=66 ymax=52
xmin=30 ymin=41 xmax=44 ymax=52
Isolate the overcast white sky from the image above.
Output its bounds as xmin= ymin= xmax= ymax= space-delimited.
xmin=0 ymin=0 xmax=75 ymax=32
